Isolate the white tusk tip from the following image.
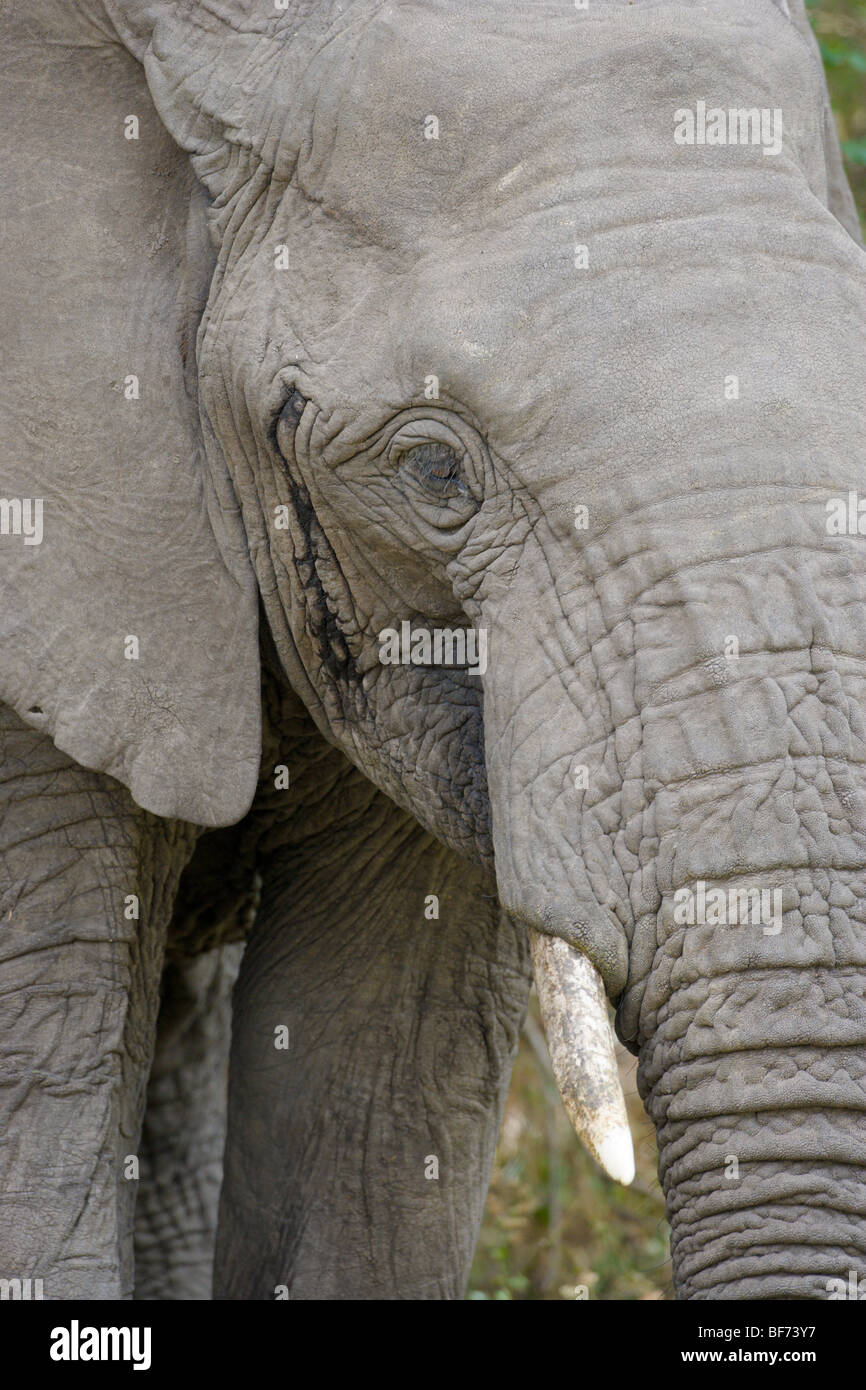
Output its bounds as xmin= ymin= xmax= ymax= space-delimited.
xmin=597 ymin=1126 xmax=635 ymax=1186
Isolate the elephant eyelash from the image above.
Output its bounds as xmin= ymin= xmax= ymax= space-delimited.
xmin=279 ymin=389 xmax=307 ymax=433
xmin=396 ymin=442 xmax=468 ymax=500
xmin=273 ymin=389 xmax=308 ymax=456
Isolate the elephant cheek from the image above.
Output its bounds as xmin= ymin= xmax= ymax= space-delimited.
xmin=478 ymin=606 xmax=636 ymax=1182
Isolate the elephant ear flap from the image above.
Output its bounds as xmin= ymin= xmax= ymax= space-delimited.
xmin=0 ymin=11 xmax=260 ymax=826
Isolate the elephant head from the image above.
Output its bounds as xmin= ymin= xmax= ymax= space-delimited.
xmin=4 ymin=0 xmax=865 ymax=1298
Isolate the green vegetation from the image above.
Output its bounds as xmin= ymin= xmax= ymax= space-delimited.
xmin=808 ymin=0 xmax=866 ymax=226
xmin=470 ymin=1000 xmax=671 ymax=1300
xmin=471 ymin=0 xmax=866 ymax=1300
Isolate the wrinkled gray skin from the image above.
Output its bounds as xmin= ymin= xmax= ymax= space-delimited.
xmin=1 ymin=0 xmax=865 ymax=1300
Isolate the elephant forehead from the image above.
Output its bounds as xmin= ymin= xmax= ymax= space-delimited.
xmin=204 ymin=0 xmax=834 ymax=469
xmin=260 ymin=178 xmax=862 ymax=479
xmin=291 ymin=0 xmax=818 ymax=250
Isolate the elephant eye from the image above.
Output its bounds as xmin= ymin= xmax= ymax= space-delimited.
xmin=397 ymin=443 xmax=467 ymax=500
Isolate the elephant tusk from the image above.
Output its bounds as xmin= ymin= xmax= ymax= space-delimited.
xmin=529 ymin=929 xmax=635 ymax=1186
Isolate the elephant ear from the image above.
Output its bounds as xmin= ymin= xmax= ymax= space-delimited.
xmin=0 ymin=4 xmax=260 ymax=826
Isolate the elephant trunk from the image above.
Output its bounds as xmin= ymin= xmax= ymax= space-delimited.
xmin=619 ymin=579 xmax=866 ymax=1296
xmin=641 ymin=954 xmax=866 ymax=1299
xmin=480 ymin=506 xmax=866 ymax=1280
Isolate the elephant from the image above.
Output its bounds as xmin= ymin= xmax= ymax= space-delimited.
xmin=1 ymin=0 xmax=865 ymax=1302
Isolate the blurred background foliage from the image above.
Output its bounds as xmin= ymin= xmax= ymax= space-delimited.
xmin=470 ymin=0 xmax=866 ymax=1301
xmin=809 ymin=0 xmax=866 ymax=226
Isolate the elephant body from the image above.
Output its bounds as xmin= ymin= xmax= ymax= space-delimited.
xmin=1 ymin=0 xmax=865 ymax=1299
